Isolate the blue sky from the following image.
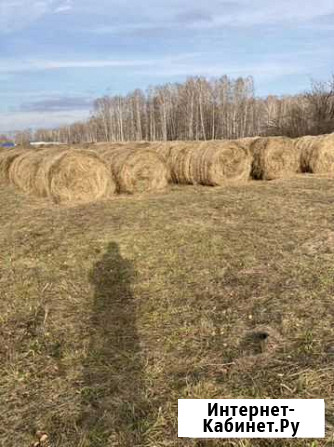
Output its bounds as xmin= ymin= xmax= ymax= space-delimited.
xmin=0 ymin=0 xmax=333 ymax=132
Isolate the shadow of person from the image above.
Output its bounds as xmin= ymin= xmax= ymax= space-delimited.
xmin=79 ymin=242 xmax=148 ymax=446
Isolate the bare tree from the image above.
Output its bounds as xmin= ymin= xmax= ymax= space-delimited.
xmin=29 ymin=74 xmax=334 ymax=144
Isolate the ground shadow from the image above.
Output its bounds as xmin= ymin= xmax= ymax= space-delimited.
xmin=79 ymin=242 xmax=148 ymax=446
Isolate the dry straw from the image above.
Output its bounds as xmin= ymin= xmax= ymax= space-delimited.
xmin=250 ymin=136 xmax=300 ymax=180
xmin=35 ymin=148 xmax=116 ymax=203
xmin=9 ymin=149 xmax=46 ymax=193
xmin=235 ymin=137 xmax=261 ymax=148
xmin=97 ymin=146 xmax=169 ymax=193
xmin=295 ymin=134 xmax=334 ymax=174
xmin=153 ymin=140 xmax=251 ymax=186
xmin=0 ymin=148 xmax=27 ymax=183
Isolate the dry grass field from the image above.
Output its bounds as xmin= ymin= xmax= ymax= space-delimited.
xmin=0 ymin=175 xmax=334 ymax=446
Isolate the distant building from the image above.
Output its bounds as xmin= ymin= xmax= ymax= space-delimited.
xmin=0 ymin=141 xmax=15 ymax=148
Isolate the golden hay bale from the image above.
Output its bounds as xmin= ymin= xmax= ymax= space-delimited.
xmin=0 ymin=148 xmax=27 ymax=183
xmin=154 ymin=141 xmax=251 ymax=186
xmin=35 ymin=149 xmax=116 ymax=203
xmin=153 ymin=142 xmax=175 ymax=160
xmin=8 ymin=149 xmax=48 ymax=193
xmin=295 ymin=135 xmax=334 ymax=174
xmin=250 ymin=137 xmax=300 ymax=180
xmin=294 ymin=136 xmax=319 ymax=172
xmin=92 ymin=142 xmax=126 ymax=150
xmin=235 ymin=137 xmax=261 ymax=149
xmin=98 ymin=146 xmax=169 ymax=193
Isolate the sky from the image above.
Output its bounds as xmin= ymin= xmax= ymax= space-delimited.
xmin=0 ymin=0 xmax=333 ymax=132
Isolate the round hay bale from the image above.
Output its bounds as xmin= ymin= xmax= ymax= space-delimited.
xmin=99 ymin=147 xmax=169 ymax=194
xmin=152 ymin=143 xmax=175 ymax=182
xmin=35 ymin=149 xmax=116 ymax=203
xmin=294 ymin=136 xmax=319 ymax=172
xmin=0 ymin=148 xmax=27 ymax=183
xmin=155 ymin=141 xmax=251 ymax=186
xmin=171 ymin=142 xmax=195 ymax=184
xmin=8 ymin=149 xmax=47 ymax=193
xmin=296 ymin=135 xmax=334 ymax=174
xmin=250 ymin=137 xmax=300 ymax=180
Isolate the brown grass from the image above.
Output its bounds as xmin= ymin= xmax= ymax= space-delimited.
xmin=154 ymin=140 xmax=251 ymax=186
xmin=251 ymin=136 xmax=300 ymax=180
xmin=0 ymin=176 xmax=333 ymax=446
xmin=296 ymin=134 xmax=334 ymax=174
xmin=97 ymin=146 xmax=169 ymax=193
xmin=35 ymin=149 xmax=116 ymax=203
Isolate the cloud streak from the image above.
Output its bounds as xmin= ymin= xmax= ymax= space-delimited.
xmin=0 ymin=109 xmax=91 ymax=132
xmin=0 ymin=53 xmax=199 ymax=73
xmin=21 ymin=95 xmax=93 ymax=112
xmin=0 ymin=0 xmax=73 ymax=32
xmin=0 ymin=58 xmax=155 ymax=73
xmin=87 ymin=0 xmax=334 ymax=34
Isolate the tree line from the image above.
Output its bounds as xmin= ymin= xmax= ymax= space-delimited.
xmin=15 ymin=75 xmax=334 ymax=145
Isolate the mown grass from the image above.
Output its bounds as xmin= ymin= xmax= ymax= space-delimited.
xmin=0 ymin=175 xmax=333 ymax=446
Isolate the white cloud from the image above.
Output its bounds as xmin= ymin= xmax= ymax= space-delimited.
xmin=0 ymin=109 xmax=90 ymax=132
xmin=54 ymin=4 xmax=72 ymax=13
xmin=1 ymin=0 xmax=333 ymax=34
xmin=209 ymin=0 xmax=334 ymax=27
xmin=87 ymin=0 xmax=334 ymax=34
xmin=0 ymin=58 xmax=151 ymax=73
xmin=138 ymin=60 xmax=305 ymax=81
xmin=0 ymin=54 xmax=198 ymax=73
xmin=0 ymin=0 xmax=48 ymax=32
xmin=53 ymin=0 xmax=72 ymax=13
xmin=0 ymin=0 xmax=73 ymax=32
xmin=123 ymin=47 xmax=332 ymax=82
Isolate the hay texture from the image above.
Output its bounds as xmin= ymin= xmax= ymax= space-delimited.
xmin=98 ymin=146 xmax=169 ymax=193
xmin=296 ymin=134 xmax=334 ymax=174
xmin=9 ymin=149 xmax=46 ymax=193
xmin=0 ymin=148 xmax=27 ymax=183
xmin=250 ymin=137 xmax=300 ymax=180
xmin=235 ymin=137 xmax=261 ymax=149
xmin=154 ymin=141 xmax=251 ymax=186
xmin=35 ymin=149 xmax=115 ymax=203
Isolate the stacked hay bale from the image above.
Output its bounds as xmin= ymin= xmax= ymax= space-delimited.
xmin=8 ymin=148 xmax=116 ymax=204
xmin=152 ymin=140 xmax=252 ymax=186
xmin=250 ymin=137 xmax=300 ymax=180
xmin=295 ymin=134 xmax=334 ymax=174
xmin=96 ymin=145 xmax=169 ymax=193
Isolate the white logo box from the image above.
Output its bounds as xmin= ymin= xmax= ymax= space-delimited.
xmin=178 ymin=399 xmax=325 ymax=438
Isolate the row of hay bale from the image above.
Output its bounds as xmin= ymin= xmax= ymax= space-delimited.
xmin=0 ymin=146 xmax=169 ymax=203
xmin=1 ymin=134 xmax=333 ymax=204
xmin=242 ymin=134 xmax=334 ymax=179
xmin=113 ymin=137 xmax=290 ymax=184
xmin=139 ymin=134 xmax=334 ymax=184
xmin=0 ymin=147 xmax=114 ymax=203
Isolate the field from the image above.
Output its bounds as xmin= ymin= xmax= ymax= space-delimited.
xmin=0 ymin=173 xmax=333 ymax=446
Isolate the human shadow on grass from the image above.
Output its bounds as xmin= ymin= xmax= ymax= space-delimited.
xmin=79 ymin=242 xmax=148 ymax=445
